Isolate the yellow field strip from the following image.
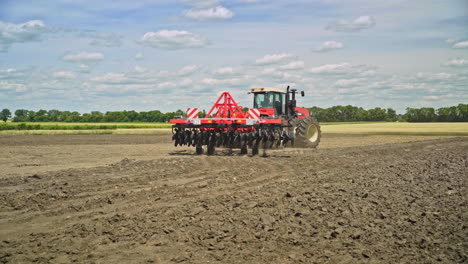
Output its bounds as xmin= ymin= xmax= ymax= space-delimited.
xmin=322 ymin=122 xmax=468 ymax=136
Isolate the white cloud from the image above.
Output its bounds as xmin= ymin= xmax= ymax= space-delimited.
xmin=326 ymin=16 xmax=376 ymax=32
xmin=91 ymin=72 xmax=128 ymax=83
xmin=316 ymin=41 xmax=344 ymax=52
xmin=79 ymin=64 xmax=91 ymax=73
xmin=184 ymin=6 xmax=234 ymax=20
xmin=0 ymin=68 xmax=25 ymax=79
xmin=261 ymin=68 xmax=276 ymax=75
xmin=260 ymin=68 xmax=302 ymax=81
xmin=213 ymin=67 xmax=243 ymax=76
xmin=0 ymin=68 xmax=16 ymax=73
xmin=158 ymin=82 xmax=177 ymax=89
xmin=309 ymin=63 xmax=352 ymax=74
xmin=0 ymin=20 xmax=50 ymax=52
xmin=309 ymin=62 xmax=376 ymax=75
xmin=177 ymin=65 xmax=198 ymax=76
xmin=0 ymin=81 xmax=27 ymax=92
xmin=279 ymin=61 xmax=304 ymax=70
xmin=134 ymin=65 xmax=147 ymax=73
xmin=81 ymin=32 xmax=122 ymax=47
xmin=255 ymin=53 xmax=294 ymax=65
xmin=443 ymin=58 xmax=468 ymax=67
xmin=181 ymin=0 xmax=220 ymax=8
xmin=238 ymin=0 xmax=260 ymax=2
xmin=179 ymin=78 xmax=193 ymax=87
xmin=415 ymin=72 xmax=454 ymax=81
xmin=453 ymin=41 xmax=468 ymax=49
xmin=53 ymin=71 xmax=76 ymax=79
xmin=61 ymin=52 xmax=104 ymax=63
xmin=201 ymin=77 xmax=244 ymax=86
xmin=334 ymin=78 xmax=363 ymax=87
xmin=134 ymin=52 xmax=144 ymax=60
xmin=137 ymin=30 xmax=208 ymax=49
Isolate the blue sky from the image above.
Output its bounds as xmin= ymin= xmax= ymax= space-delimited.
xmin=1 ymin=0 xmax=467 ymax=114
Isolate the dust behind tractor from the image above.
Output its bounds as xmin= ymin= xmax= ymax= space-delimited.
xmin=170 ymin=86 xmax=321 ymax=155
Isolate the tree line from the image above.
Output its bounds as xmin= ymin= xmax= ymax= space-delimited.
xmin=10 ymin=109 xmax=185 ymax=123
xmin=307 ymin=104 xmax=467 ymax=122
xmin=1 ymin=104 xmax=467 ymax=123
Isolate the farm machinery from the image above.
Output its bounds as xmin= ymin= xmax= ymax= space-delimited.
xmin=170 ymin=86 xmax=321 ymax=155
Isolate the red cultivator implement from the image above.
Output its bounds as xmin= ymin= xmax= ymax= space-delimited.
xmin=170 ymin=86 xmax=321 ymax=155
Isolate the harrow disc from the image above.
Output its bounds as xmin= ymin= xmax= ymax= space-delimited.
xmin=172 ymin=125 xmax=290 ymax=155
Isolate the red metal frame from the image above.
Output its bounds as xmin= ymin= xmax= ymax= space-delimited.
xmin=206 ymin=92 xmax=246 ymax=118
xmin=169 ymin=92 xmax=283 ymax=126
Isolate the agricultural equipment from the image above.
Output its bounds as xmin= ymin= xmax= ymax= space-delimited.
xmin=170 ymin=86 xmax=321 ymax=155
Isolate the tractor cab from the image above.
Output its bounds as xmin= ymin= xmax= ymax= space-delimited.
xmin=250 ymin=86 xmax=309 ymax=119
xmin=251 ymin=87 xmax=285 ymax=116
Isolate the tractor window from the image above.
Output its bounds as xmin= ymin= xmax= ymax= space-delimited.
xmin=254 ymin=92 xmax=283 ymax=114
xmin=254 ymin=92 xmax=274 ymax=109
xmin=274 ymin=93 xmax=283 ymax=115
xmin=254 ymin=93 xmax=264 ymax=109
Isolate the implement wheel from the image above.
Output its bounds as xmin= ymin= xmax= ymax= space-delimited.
xmin=240 ymin=145 xmax=248 ymax=155
xmin=196 ymin=145 xmax=203 ymax=155
xmin=292 ymin=116 xmax=321 ymax=148
xmin=252 ymin=144 xmax=259 ymax=156
xmin=207 ymin=144 xmax=215 ymax=156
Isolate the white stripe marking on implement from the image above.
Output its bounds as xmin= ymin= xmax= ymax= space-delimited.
xmin=247 ymin=109 xmax=260 ymax=119
xmin=186 ymin=108 xmax=199 ymax=118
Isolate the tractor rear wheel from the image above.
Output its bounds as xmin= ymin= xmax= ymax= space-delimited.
xmin=292 ymin=116 xmax=321 ymax=148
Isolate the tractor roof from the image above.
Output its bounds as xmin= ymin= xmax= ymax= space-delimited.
xmin=250 ymin=87 xmax=285 ymax=93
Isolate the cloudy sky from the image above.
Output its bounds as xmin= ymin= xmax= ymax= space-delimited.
xmin=1 ymin=0 xmax=467 ymax=114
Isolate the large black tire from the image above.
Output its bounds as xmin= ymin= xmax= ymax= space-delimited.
xmin=292 ymin=116 xmax=321 ymax=148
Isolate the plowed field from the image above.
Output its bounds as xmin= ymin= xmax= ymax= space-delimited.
xmin=0 ymin=134 xmax=466 ymax=263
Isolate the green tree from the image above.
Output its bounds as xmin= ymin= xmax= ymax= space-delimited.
xmin=27 ymin=110 xmax=36 ymax=121
xmin=0 ymin=109 xmax=12 ymax=122
xmin=34 ymin=109 xmax=48 ymax=122
xmin=386 ymin=108 xmax=397 ymax=121
xmin=457 ymin=104 xmax=468 ymax=121
xmin=47 ymin=109 xmax=62 ymax=122
xmin=59 ymin=111 xmax=72 ymax=122
xmin=65 ymin=111 xmax=82 ymax=122
xmin=367 ymin=107 xmax=387 ymax=121
xmin=124 ymin=110 xmax=138 ymax=122
xmin=90 ymin=111 xmax=104 ymax=122
xmin=13 ymin=109 xmax=29 ymax=122
xmin=145 ymin=110 xmax=163 ymax=122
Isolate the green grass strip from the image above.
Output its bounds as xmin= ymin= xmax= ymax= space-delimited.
xmin=0 ymin=123 xmax=172 ymax=131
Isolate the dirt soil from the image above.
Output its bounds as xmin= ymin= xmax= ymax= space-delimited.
xmin=0 ymin=134 xmax=466 ymax=263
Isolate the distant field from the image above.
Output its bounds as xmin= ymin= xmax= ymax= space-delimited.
xmin=322 ymin=122 xmax=468 ymax=136
xmin=1 ymin=122 xmax=467 ymax=136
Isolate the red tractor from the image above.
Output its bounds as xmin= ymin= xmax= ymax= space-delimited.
xmin=170 ymin=86 xmax=321 ymax=155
